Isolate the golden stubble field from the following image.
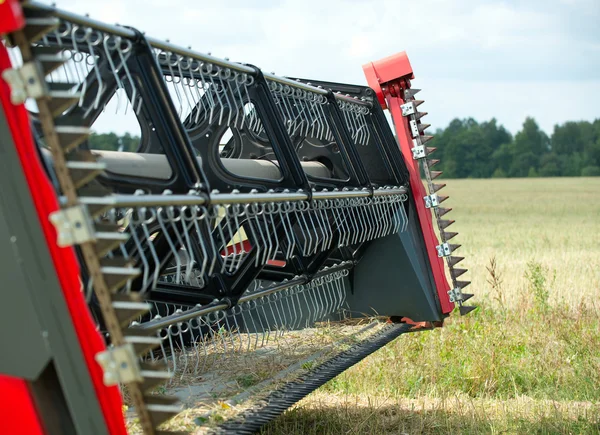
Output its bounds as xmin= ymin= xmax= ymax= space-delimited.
xmin=449 ymin=177 xmax=600 ymax=310
xmin=261 ymin=177 xmax=600 ymax=435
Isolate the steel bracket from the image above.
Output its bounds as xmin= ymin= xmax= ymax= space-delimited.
xmin=436 ymin=242 xmax=452 ymax=257
xmin=400 ymin=101 xmax=416 ymax=116
xmin=95 ymin=343 xmax=143 ymax=386
xmin=424 ymin=194 xmax=439 ymax=208
xmin=412 ymin=144 xmax=426 ymax=160
xmin=447 ymin=287 xmax=463 ymax=303
xmin=49 ymin=205 xmax=96 ymax=247
xmin=409 ymin=119 xmax=419 ymax=138
xmin=1 ymin=61 xmax=46 ymax=105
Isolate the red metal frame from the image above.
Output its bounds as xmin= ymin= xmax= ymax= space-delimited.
xmin=363 ymin=53 xmax=453 ymax=315
xmin=0 ymin=3 xmax=127 ymax=432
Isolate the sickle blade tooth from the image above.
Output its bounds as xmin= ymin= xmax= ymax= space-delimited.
xmin=405 ymin=88 xmax=421 ymax=98
xmin=453 ymin=268 xmax=468 ymax=278
xmin=443 ymin=231 xmax=458 ymax=240
xmin=439 ymin=219 xmax=454 ymax=229
xmin=461 ymin=293 xmax=474 ymax=302
xmin=449 ymin=243 xmax=461 ymax=252
xmin=430 ymin=170 xmax=443 ymax=179
xmin=419 ymin=123 xmax=431 ymax=133
xmin=448 ymin=256 xmax=464 ymax=267
xmin=438 ymin=207 xmax=452 ymax=217
xmin=427 ymin=158 xmax=440 ymax=167
xmin=456 ymin=280 xmax=470 ymax=289
xmin=416 ymin=111 xmax=428 ymax=120
xmin=459 ymin=305 xmax=477 ymax=316
xmin=438 ymin=195 xmax=449 ymax=203
xmin=432 ymin=183 xmax=446 ymax=193
xmin=421 ymin=135 xmax=434 ymax=144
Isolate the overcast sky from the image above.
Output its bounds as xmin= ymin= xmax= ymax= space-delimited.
xmin=40 ymin=0 xmax=599 ymax=135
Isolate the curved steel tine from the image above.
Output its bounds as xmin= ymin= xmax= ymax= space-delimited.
xmin=221 ymin=205 xmax=237 ymax=274
xmin=231 ymin=73 xmax=245 ymax=128
xmin=189 ymin=208 xmax=209 ymax=283
xmin=174 ymin=56 xmax=196 ymax=123
xmin=186 ymin=318 xmax=201 ymax=375
xmin=321 ymin=204 xmax=333 ymax=251
xmin=243 ymin=206 xmax=262 ymax=268
xmin=374 ymin=198 xmax=384 ymax=240
xmin=299 ymin=205 xmax=313 ymax=256
xmin=260 ymin=209 xmax=274 ymax=265
xmin=273 ymin=294 xmax=287 ymax=336
xmin=368 ymin=198 xmax=378 ymax=241
xmin=165 ymin=326 xmax=178 ymax=377
xmin=217 ymin=70 xmax=234 ymax=127
xmin=128 ymin=217 xmax=150 ymax=292
xmin=230 ymin=310 xmax=244 ymax=353
xmin=186 ymin=58 xmax=206 ymax=126
xmin=223 ymin=313 xmax=237 ymax=353
xmin=267 ymin=296 xmax=282 ymax=338
xmin=319 ymin=279 xmax=330 ymax=320
xmin=267 ymin=206 xmax=280 ymax=263
xmin=199 ymin=207 xmax=218 ymax=278
xmin=206 ymin=68 xmax=224 ymax=125
xmin=255 ymin=299 xmax=270 ymax=346
xmin=211 ymin=206 xmax=228 ymax=275
xmin=193 ymin=316 xmax=209 ymax=373
xmin=360 ymin=199 xmax=370 ymax=243
xmin=247 ymin=302 xmax=261 ymax=350
xmin=279 ymin=202 xmax=294 ymax=259
xmin=180 ymin=212 xmax=197 ymax=284
xmin=310 ymin=281 xmax=322 ymax=323
xmin=401 ymin=197 xmax=409 ymax=232
xmin=156 ymin=207 xmax=183 ymax=284
xmin=307 ymin=203 xmax=321 ymax=254
xmin=238 ymin=305 xmax=252 ymax=352
xmin=139 ymin=210 xmax=161 ymax=293
xmin=252 ymin=206 xmax=268 ymax=266
xmin=323 ymin=278 xmax=334 ymax=318
xmin=351 ymin=200 xmax=362 ymax=245
xmin=177 ymin=323 xmax=189 ymax=378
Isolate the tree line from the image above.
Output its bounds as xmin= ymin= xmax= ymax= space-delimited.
xmin=428 ymin=117 xmax=600 ymax=178
xmin=88 ymin=117 xmax=600 ymax=178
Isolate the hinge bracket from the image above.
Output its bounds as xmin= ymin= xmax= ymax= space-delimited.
xmin=412 ymin=144 xmax=426 ymax=160
xmin=95 ymin=343 xmax=143 ymax=386
xmin=424 ymin=194 xmax=439 ymax=208
xmin=400 ymin=101 xmax=416 ymax=116
xmin=448 ymin=287 xmax=463 ymax=303
xmin=436 ymin=242 xmax=452 ymax=257
xmin=49 ymin=205 xmax=96 ymax=247
xmin=1 ymin=61 xmax=46 ymax=105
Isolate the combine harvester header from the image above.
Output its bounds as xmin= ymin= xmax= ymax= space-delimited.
xmin=0 ymin=1 xmax=474 ymax=433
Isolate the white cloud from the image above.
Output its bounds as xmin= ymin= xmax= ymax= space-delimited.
xmin=33 ymin=0 xmax=600 ymax=134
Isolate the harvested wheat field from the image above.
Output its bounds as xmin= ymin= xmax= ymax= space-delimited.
xmin=260 ymin=177 xmax=600 ymax=434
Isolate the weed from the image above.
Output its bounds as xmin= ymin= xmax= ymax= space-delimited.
xmin=486 ymin=256 xmax=505 ymax=310
xmin=524 ymin=261 xmax=551 ymax=314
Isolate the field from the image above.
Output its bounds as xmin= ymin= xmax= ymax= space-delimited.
xmin=261 ymin=177 xmax=600 ymax=434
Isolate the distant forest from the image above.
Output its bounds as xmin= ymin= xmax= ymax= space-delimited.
xmin=88 ymin=117 xmax=600 ymax=178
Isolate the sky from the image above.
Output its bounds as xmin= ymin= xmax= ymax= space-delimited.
xmin=36 ymin=0 xmax=600 ymax=135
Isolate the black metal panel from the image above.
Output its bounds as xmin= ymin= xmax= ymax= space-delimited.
xmin=348 ymin=195 xmax=443 ymax=322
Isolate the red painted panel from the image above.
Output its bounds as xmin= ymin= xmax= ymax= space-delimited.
xmin=0 ymin=0 xmax=25 ymax=34
xmin=385 ymin=93 xmax=453 ymax=314
xmin=363 ymin=53 xmax=453 ymax=315
xmin=0 ymin=43 xmax=127 ymax=434
xmin=0 ymin=375 xmax=45 ymax=435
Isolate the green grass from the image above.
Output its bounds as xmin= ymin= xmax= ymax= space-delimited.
xmin=261 ymin=177 xmax=600 ymax=434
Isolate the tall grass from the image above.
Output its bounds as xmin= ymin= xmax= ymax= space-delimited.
xmin=262 ymin=177 xmax=600 ymax=434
